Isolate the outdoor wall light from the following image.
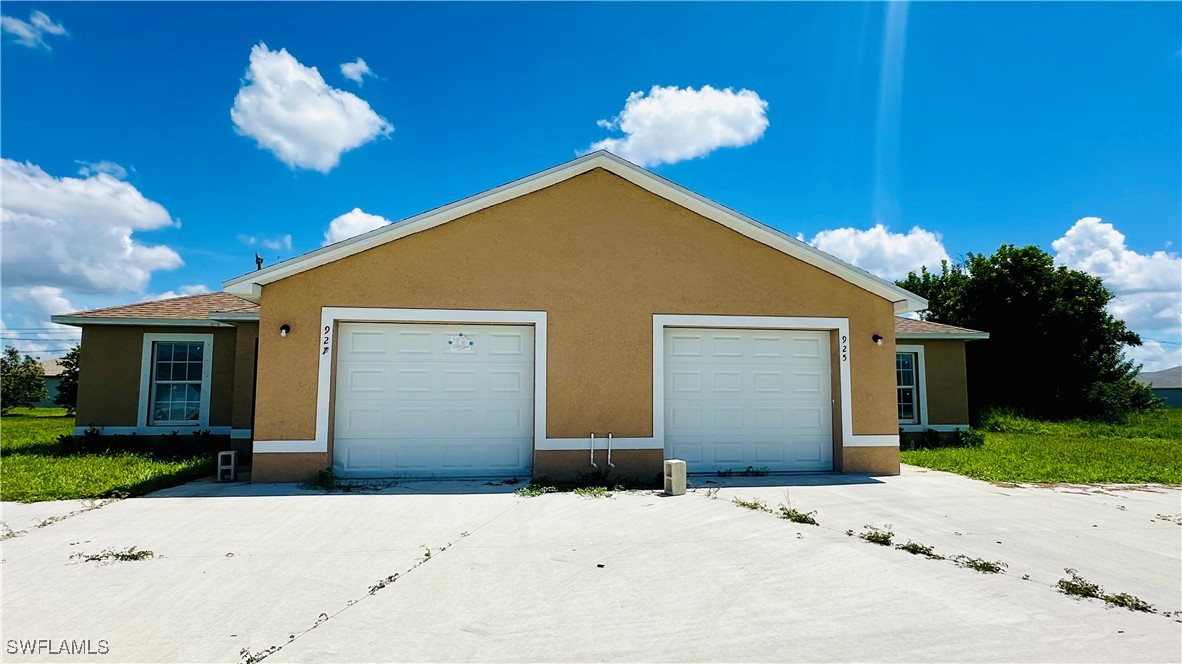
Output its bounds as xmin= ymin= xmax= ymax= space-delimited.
xmin=279 ymin=324 xmax=291 ymax=338
xmin=872 ymin=334 xmax=884 ymax=346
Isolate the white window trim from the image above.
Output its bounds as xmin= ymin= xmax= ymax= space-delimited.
xmin=138 ymin=333 xmax=215 ymax=430
xmin=653 ymin=314 xmax=898 ymax=450
xmin=896 ymin=344 xmax=928 ymax=429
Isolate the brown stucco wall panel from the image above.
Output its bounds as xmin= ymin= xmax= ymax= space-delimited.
xmin=252 ymin=452 xmax=328 ymax=483
xmin=75 ymin=325 xmax=238 ymax=429
xmin=533 ymin=450 xmax=664 ymax=484
xmin=843 ymin=446 xmax=900 ymax=475
xmin=254 ymin=169 xmax=899 ymax=453
xmin=231 ymin=323 xmax=259 ymax=430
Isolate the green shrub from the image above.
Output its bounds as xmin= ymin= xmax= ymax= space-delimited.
xmin=1085 ymin=378 xmax=1162 ymax=423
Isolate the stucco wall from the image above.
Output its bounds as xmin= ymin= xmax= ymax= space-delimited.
xmin=75 ymin=325 xmax=238 ymax=429
xmin=903 ymin=339 xmax=971 ymax=425
xmin=254 ymin=169 xmax=899 ymax=458
xmin=231 ymin=323 xmax=258 ymax=430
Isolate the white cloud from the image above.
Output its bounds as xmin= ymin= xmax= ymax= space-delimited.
xmin=7 ymin=286 xmax=75 ymax=318
xmin=238 ymin=233 xmax=292 ymax=252
xmin=1 ymin=10 xmax=67 ymax=50
xmin=586 ymin=85 xmax=769 ymax=167
xmin=340 ymin=57 xmax=374 ymax=84
xmin=0 ymin=159 xmax=183 ymax=295
xmin=231 ymin=44 xmax=393 ymax=173
xmin=323 ymin=208 xmax=391 ymax=246
xmin=145 ymin=284 xmax=211 ymax=302
xmin=1 ymin=287 xmax=81 ymax=358
xmin=75 ymin=160 xmax=128 ymax=180
xmin=1052 ymin=217 xmax=1182 ymax=371
xmin=804 ymin=224 xmax=951 ymax=280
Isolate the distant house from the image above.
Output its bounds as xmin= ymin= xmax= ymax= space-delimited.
xmin=38 ymin=359 xmax=65 ymax=407
xmin=1135 ymin=366 xmax=1182 ymax=408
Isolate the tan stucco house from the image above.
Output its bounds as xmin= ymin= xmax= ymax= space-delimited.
xmin=53 ymin=152 xmax=986 ymax=483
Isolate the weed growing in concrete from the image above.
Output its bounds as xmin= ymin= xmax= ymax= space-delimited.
xmin=952 ymin=555 xmax=1007 ymax=573
xmin=857 ymin=525 xmax=894 ymax=546
xmin=70 ymin=546 xmax=154 ymax=563
xmin=732 ymin=497 xmax=771 ymax=512
xmin=896 ymin=540 xmax=944 ymax=559
xmin=777 ymin=505 xmax=818 ymax=525
xmin=1103 ymin=592 xmax=1154 ymax=613
xmin=1057 ymin=568 xmax=1103 ymax=598
xmin=844 ymin=529 xmax=855 ymax=537
xmin=1056 ymin=569 xmax=1156 ymax=613
xmin=514 ymin=475 xmax=654 ymax=498
xmin=0 ymin=522 xmax=25 ymax=541
xmin=241 ymin=645 xmax=279 ymax=664
xmin=368 ymin=574 xmax=398 ymax=595
xmin=704 ymin=486 xmax=720 ymax=499
xmin=301 ymin=469 xmax=396 ymax=493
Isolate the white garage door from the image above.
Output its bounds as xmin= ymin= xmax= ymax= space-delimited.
xmin=664 ymin=328 xmax=833 ymax=473
xmin=333 ymin=323 xmax=534 ymax=478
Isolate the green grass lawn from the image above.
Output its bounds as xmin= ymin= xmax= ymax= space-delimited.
xmin=1 ymin=408 xmax=213 ymax=503
xmin=902 ymin=409 xmax=1182 ymax=484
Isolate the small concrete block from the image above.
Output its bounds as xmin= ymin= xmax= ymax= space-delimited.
xmin=217 ymin=450 xmax=238 ymax=482
xmin=664 ymin=459 xmax=686 ymax=496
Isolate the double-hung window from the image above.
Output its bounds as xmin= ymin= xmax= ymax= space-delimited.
xmin=896 ymin=351 xmax=919 ymax=424
xmin=140 ymin=333 xmax=213 ymax=429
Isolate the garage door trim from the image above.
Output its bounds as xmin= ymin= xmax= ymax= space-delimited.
xmin=290 ymin=308 xmax=550 ymax=455
xmin=652 ymin=315 xmax=895 ymax=452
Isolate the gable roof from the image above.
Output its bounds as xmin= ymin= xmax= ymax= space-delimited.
xmin=51 ymin=292 xmax=258 ymax=327
xmin=1134 ymin=366 xmax=1182 ymax=389
xmin=40 ymin=359 xmax=65 ymax=377
xmin=223 ymin=151 xmax=927 ymax=313
xmin=894 ymin=317 xmax=989 ymax=340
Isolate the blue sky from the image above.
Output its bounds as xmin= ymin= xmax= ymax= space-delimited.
xmin=2 ymin=2 xmax=1180 ymax=369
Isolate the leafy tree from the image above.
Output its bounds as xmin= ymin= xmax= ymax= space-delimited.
xmin=898 ymin=244 xmax=1158 ymax=421
xmin=54 ymin=344 xmax=81 ymax=415
xmin=1 ymin=346 xmax=49 ymax=414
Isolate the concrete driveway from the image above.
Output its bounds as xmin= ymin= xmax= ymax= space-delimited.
xmin=2 ymin=466 xmax=1179 ymax=663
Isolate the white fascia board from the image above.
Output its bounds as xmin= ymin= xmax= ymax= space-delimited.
xmin=50 ymin=316 xmax=232 ymax=328
xmin=222 ymin=152 xmax=928 ymax=312
xmin=896 ymin=332 xmax=990 ymax=340
xmin=209 ymin=312 xmax=261 ymax=322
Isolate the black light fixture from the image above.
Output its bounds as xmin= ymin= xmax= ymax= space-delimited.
xmin=872 ymin=334 xmax=884 ymax=346
xmin=279 ymin=324 xmax=291 ymax=338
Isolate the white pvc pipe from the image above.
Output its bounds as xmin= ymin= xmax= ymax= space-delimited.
xmin=589 ymin=432 xmax=598 ymax=469
xmin=607 ymin=432 xmax=615 ymax=469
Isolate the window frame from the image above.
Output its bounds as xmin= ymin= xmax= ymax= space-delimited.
xmin=138 ymin=333 xmax=214 ymax=430
xmin=895 ymin=344 xmax=928 ymax=428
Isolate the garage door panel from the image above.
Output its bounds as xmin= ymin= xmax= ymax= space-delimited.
xmin=665 ymin=327 xmax=833 ymax=473
xmin=709 ymin=441 xmax=745 ymax=465
xmin=334 ymin=323 xmax=534 ymax=478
